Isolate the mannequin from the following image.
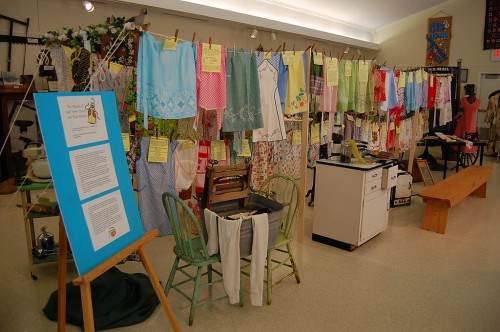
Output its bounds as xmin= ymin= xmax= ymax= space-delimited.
xmin=454 ymin=84 xmax=481 ymax=153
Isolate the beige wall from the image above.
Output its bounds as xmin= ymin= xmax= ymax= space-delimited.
xmin=0 ymin=0 xmax=376 ymax=90
xmin=375 ymin=0 xmax=500 ymax=92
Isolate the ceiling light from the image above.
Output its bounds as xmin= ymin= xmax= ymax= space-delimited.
xmin=344 ymin=46 xmax=350 ymax=54
xmin=270 ymin=31 xmax=276 ymax=41
xmin=82 ymin=1 xmax=94 ymax=12
xmin=250 ymin=29 xmax=258 ymax=39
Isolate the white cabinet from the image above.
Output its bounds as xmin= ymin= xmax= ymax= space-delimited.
xmin=312 ymin=160 xmax=397 ymax=251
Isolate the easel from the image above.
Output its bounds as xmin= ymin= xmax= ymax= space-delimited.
xmin=56 ymin=217 xmax=181 ymax=332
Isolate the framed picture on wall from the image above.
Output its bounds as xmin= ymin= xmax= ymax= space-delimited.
xmin=460 ymin=69 xmax=468 ymax=83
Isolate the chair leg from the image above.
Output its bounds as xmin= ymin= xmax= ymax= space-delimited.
xmin=164 ymin=256 xmax=180 ymax=296
xmin=286 ymin=243 xmax=301 ymax=284
xmin=189 ymin=266 xmax=203 ymax=326
xmin=207 ymin=264 xmax=213 ymax=283
xmin=266 ymin=250 xmax=272 ymax=305
xmin=239 ymin=271 xmax=244 ymax=307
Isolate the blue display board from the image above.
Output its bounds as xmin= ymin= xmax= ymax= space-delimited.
xmin=34 ymin=91 xmax=144 ymax=275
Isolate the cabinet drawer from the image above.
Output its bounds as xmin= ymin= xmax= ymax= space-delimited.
xmin=364 ymin=178 xmax=382 ymax=196
xmin=382 ymin=165 xmax=398 ymax=189
xmin=365 ymin=168 xmax=383 ymax=183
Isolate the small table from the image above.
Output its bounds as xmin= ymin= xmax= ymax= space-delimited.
xmin=439 ymin=140 xmax=487 ymax=179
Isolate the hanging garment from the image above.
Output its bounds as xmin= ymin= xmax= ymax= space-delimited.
xmin=229 ymin=139 xmax=253 ymax=165
xmin=217 ymin=216 xmax=242 ymax=304
xmin=344 ymin=115 xmax=355 ymax=140
xmin=177 ymin=116 xmax=203 ymax=140
xmin=195 ymin=140 xmax=210 ymax=193
xmin=70 ymin=47 xmax=91 ymax=92
xmin=136 ymin=137 xmax=178 ymax=236
xmin=309 ymin=54 xmax=324 ymax=96
xmin=196 ymin=42 xmax=227 ymax=110
xmin=435 ymin=76 xmax=452 ymax=125
xmin=125 ymin=135 xmax=139 ymax=181
xmin=356 ymin=61 xmax=374 ymax=114
xmin=135 ymin=112 xmax=177 ymax=139
xmin=248 ymin=214 xmax=269 ymax=306
xmin=50 ymin=46 xmax=74 ymax=92
xmin=422 ymin=73 xmax=429 ymax=109
xmin=250 ymin=141 xmax=275 ymax=190
xmin=485 ymin=93 xmax=500 ymax=155
xmin=392 ymin=71 xmax=405 ymax=128
xmin=414 ymin=70 xmax=423 ymax=110
xmin=337 ymin=59 xmax=349 ymax=112
xmin=285 ymin=53 xmax=308 ymax=114
xmin=379 ymin=67 xmax=398 ymax=112
xmin=91 ymin=61 xmax=114 ymax=92
xmin=275 ymin=123 xmax=301 ymax=180
xmin=123 ymin=68 xmax=137 ymax=133
xmin=253 ymin=52 xmax=287 ymax=142
xmin=202 ymin=109 xmax=221 ymax=140
xmin=307 ymin=142 xmax=320 ymax=167
xmin=223 ymin=50 xmax=263 ymax=131
xmin=348 ymin=60 xmax=358 ymax=111
xmin=174 ymin=140 xmax=199 ymax=191
xmin=320 ymin=56 xmax=338 ymax=113
xmin=398 ymin=118 xmax=412 ymax=152
xmin=427 ymin=74 xmax=437 ymax=109
xmin=137 ymin=32 xmax=196 ymax=125
xmin=114 ymin=66 xmax=134 ymax=133
xmin=372 ymin=69 xmax=387 ymax=104
xmin=403 ymin=71 xmax=414 ymax=115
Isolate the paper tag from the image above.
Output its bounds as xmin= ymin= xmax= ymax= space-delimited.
xmin=408 ymin=72 xmax=414 ymax=83
xmin=292 ymin=130 xmax=301 ymax=146
xmin=122 ymin=133 xmax=130 ymax=152
xmin=148 ymin=137 xmax=169 ymax=163
xmin=355 ymin=118 xmax=362 ymax=127
xmin=419 ymin=113 xmax=424 ymax=125
xmin=311 ymin=124 xmax=320 ymax=144
xmin=326 ymin=58 xmax=339 ymax=87
xmin=401 ymin=120 xmax=406 ymax=132
xmin=430 ymin=74 xmax=434 ymax=87
xmin=163 ymin=36 xmax=177 ymax=51
xmin=202 ymin=43 xmax=222 ymax=73
xmin=344 ymin=60 xmax=352 ymax=77
xmin=448 ymin=75 xmax=452 ymax=82
xmin=313 ymin=53 xmax=323 ymax=65
xmin=358 ymin=61 xmax=370 ymax=82
xmin=396 ymin=126 xmax=400 ymax=135
xmin=423 ymin=71 xmax=428 ymax=81
xmin=282 ymin=51 xmax=295 ymax=66
xmin=346 ymin=114 xmax=354 ymax=121
xmin=264 ymin=52 xmax=272 ymax=60
xmin=381 ymin=125 xmax=387 ymax=138
xmin=373 ymin=122 xmax=379 ymax=131
xmin=364 ymin=121 xmax=370 ymax=133
xmin=182 ymin=140 xmax=196 ymax=149
xmin=237 ymin=139 xmax=252 ymax=157
xmin=210 ymin=140 xmax=226 ymax=160
xmin=389 ymin=121 xmax=395 ymax=131
xmin=398 ymin=72 xmax=406 ymax=88
xmin=109 ymin=62 xmax=123 ymax=76
xmin=129 ymin=113 xmax=136 ymax=122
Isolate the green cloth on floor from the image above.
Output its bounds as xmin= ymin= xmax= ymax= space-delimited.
xmin=43 ymin=267 xmax=159 ymax=331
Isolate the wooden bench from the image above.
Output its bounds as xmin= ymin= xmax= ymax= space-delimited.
xmin=418 ymin=165 xmax=492 ymax=234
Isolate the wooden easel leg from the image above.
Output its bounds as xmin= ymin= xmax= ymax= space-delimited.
xmin=57 ymin=217 xmax=67 ymax=332
xmin=421 ymin=200 xmax=449 ymax=234
xmin=80 ymin=282 xmax=95 ymax=332
xmin=137 ymin=247 xmax=181 ymax=332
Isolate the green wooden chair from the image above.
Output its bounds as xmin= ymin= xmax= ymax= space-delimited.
xmin=257 ymin=174 xmax=301 ymax=304
xmin=162 ymin=192 xmax=230 ymax=326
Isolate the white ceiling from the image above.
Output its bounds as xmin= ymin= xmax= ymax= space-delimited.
xmin=116 ymin=0 xmax=451 ymax=48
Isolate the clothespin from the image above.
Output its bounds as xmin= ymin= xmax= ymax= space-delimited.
xmin=393 ymin=65 xmax=396 ymax=72
xmin=265 ymin=48 xmax=273 ymax=57
xmin=174 ymin=28 xmax=179 ymax=42
xmin=283 ymin=42 xmax=286 ymax=52
xmin=372 ymin=56 xmax=377 ymax=62
xmin=330 ymin=50 xmax=332 ymax=58
xmin=276 ymin=44 xmax=282 ymax=53
xmin=358 ymin=54 xmax=362 ymax=61
xmin=351 ymin=54 xmax=355 ymax=61
xmin=209 ymin=36 xmax=212 ymax=49
xmin=363 ymin=55 xmax=366 ymax=63
xmin=293 ymin=45 xmax=295 ymax=55
xmin=304 ymin=45 xmax=312 ymax=53
xmin=339 ymin=52 xmax=344 ymax=60
xmin=191 ymin=32 xmax=196 ymax=47
xmin=233 ymin=43 xmax=236 ymax=55
xmin=323 ymin=48 xmax=326 ymax=56
xmin=383 ymin=61 xmax=387 ymax=67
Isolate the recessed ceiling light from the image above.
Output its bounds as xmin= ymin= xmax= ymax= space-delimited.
xmin=82 ymin=1 xmax=94 ymax=12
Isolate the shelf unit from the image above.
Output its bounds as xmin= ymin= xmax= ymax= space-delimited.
xmin=18 ymin=181 xmax=71 ymax=280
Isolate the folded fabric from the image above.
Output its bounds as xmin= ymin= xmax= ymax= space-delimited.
xmin=204 ymin=208 xmax=220 ymax=255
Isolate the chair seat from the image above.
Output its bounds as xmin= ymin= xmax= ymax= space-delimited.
xmin=173 ymin=241 xmax=221 ymax=267
xmin=269 ymin=231 xmax=292 ymax=250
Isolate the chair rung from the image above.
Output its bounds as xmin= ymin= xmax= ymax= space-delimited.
xmin=170 ymin=286 xmax=193 ymax=303
xmin=194 ymin=294 xmax=229 ymax=309
xmin=272 ymin=271 xmax=295 ymax=287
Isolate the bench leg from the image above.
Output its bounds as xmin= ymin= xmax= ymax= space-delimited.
xmin=421 ymin=200 xmax=449 ymax=234
xmin=471 ymin=182 xmax=487 ymax=198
